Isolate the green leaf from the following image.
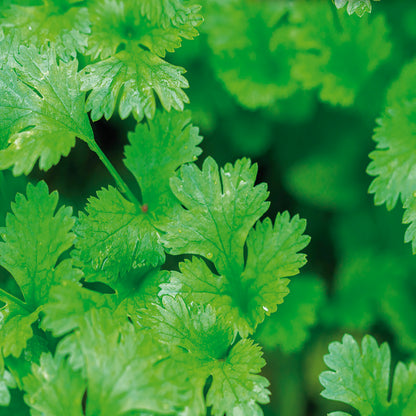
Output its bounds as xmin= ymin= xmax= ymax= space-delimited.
xmin=73 ymin=186 xmax=164 ymax=291
xmin=81 ymin=48 xmax=189 ymax=121
xmin=333 ymin=0 xmax=380 ymax=17
xmin=0 ymin=2 xmax=90 ymax=60
xmin=139 ymin=0 xmax=203 ymax=36
xmin=146 ymin=296 xmax=233 ymax=362
xmin=144 ymin=295 xmax=270 ymax=415
xmin=74 ymin=308 xmax=191 ymax=415
xmin=0 ymin=44 xmax=93 ymax=175
xmin=0 ymin=181 xmax=79 ymax=361
xmin=320 ymin=334 xmax=416 ymax=415
xmin=74 ymin=110 xmax=202 ymax=294
xmin=239 ymin=213 xmax=310 ymax=326
xmin=162 ymin=211 xmax=310 ymax=336
xmin=124 ymin=110 xmax=202 ymax=216
xmin=164 ymin=157 xmax=270 ymax=275
xmin=40 ymin=281 xmax=109 ymax=338
xmin=0 ymin=181 xmax=79 ymax=308
xmin=81 ymin=0 xmax=202 ymax=121
xmin=22 ymin=353 xmax=85 ymax=416
xmin=207 ymin=339 xmax=270 ymax=416
xmin=255 ymin=275 xmax=325 ymax=353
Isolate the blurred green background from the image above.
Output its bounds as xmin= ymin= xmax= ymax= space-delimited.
xmin=2 ymin=0 xmax=416 ymax=414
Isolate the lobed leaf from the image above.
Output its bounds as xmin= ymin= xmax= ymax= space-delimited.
xmin=0 ymin=45 xmax=93 ymax=175
xmin=164 ymin=157 xmax=270 ymax=275
xmin=320 ymin=334 xmax=416 ymax=415
xmin=73 ymin=186 xmax=163 ymax=291
xmin=0 ymin=181 xmax=79 ymax=308
xmin=144 ymin=295 xmax=270 ymax=415
xmin=124 ymin=109 xmax=202 ymax=216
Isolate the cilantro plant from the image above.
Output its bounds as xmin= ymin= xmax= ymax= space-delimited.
xmin=1 ymin=0 xmax=416 ymax=415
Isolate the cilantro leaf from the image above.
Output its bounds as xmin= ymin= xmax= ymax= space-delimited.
xmin=144 ymin=295 xmax=270 ymax=415
xmin=147 ymin=296 xmax=233 ymax=361
xmin=81 ymin=48 xmax=189 ymax=121
xmin=40 ymin=281 xmax=110 ymax=338
xmin=163 ymin=195 xmax=310 ymax=335
xmin=320 ymin=334 xmax=416 ymax=415
xmin=73 ymin=186 xmax=164 ymax=291
xmin=22 ymin=353 xmax=85 ymax=416
xmin=0 ymin=45 xmax=93 ymax=175
xmin=333 ymin=0 xmax=380 ymax=17
xmin=0 ymin=182 xmax=80 ymax=359
xmin=81 ymin=0 xmax=202 ymax=121
xmin=164 ymin=157 xmax=270 ymax=275
xmin=0 ymin=181 xmax=78 ymax=308
xmin=73 ymin=308 xmax=191 ymax=415
xmin=0 ymin=2 xmax=90 ymax=60
xmin=207 ymin=339 xmax=270 ymax=416
xmin=124 ymin=109 xmax=202 ymax=215
xmin=140 ymin=0 xmax=203 ymax=37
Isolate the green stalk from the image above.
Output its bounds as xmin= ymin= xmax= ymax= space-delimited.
xmin=82 ymin=134 xmax=142 ymax=210
xmin=0 ymin=288 xmax=31 ymax=313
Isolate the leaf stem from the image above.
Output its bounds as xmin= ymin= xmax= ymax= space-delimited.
xmin=85 ymin=137 xmax=142 ymax=210
xmin=0 ymin=288 xmax=31 ymax=313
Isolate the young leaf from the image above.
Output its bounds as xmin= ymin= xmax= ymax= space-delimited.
xmin=320 ymin=334 xmax=416 ymax=415
xmin=333 ymin=0 xmax=380 ymax=17
xmin=124 ymin=109 xmax=202 ymax=215
xmin=0 ymin=45 xmax=93 ymax=175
